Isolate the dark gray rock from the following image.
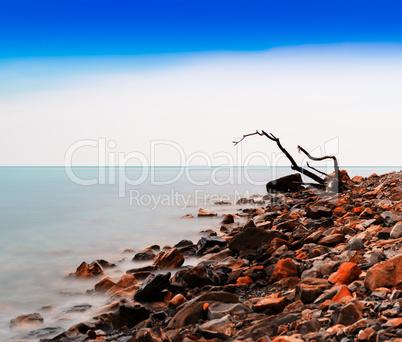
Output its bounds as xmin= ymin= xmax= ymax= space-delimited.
xmin=266 ymin=173 xmax=303 ymax=193
xmin=133 ymin=272 xmax=171 ymax=302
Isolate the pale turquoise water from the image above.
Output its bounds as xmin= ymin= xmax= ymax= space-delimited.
xmin=0 ymin=166 xmax=399 ymax=340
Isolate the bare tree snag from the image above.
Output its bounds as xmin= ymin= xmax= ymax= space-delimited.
xmin=233 ymin=130 xmax=341 ymax=191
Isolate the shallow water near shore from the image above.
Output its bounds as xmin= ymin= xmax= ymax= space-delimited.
xmin=0 ymin=166 xmax=400 ymax=341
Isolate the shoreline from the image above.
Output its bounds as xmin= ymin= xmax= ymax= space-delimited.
xmin=9 ymin=170 xmax=402 ymax=342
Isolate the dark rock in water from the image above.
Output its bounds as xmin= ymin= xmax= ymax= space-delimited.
xmin=75 ymin=261 xmax=104 ymax=278
xmin=10 ymin=313 xmax=44 ymax=328
xmin=306 ymin=206 xmax=333 ymax=219
xmin=66 ymin=303 xmax=92 ymax=313
xmin=266 ymin=173 xmax=303 ymax=193
xmin=112 ymin=301 xmax=149 ymax=329
xmin=173 ymin=265 xmax=218 ymax=288
xmin=126 ymin=265 xmax=159 ymax=274
xmin=133 ymin=272 xmax=171 ymax=302
xmin=96 ymin=259 xmax=116 ymax=268
xmin=229 ymin=227 xmax=288 ymax=252
xmin=167 ymin=301 xmax=209 ymax=328
xmin=152 ymin=248 xmax=184 ymax=269
xmin=132 ymin=250 xmax=156 ymax=261
xmin=23 ymin=326 xmax=64 ymax=339
xmin=174 ymin=239 xmax=194 ymax=248
xmin=197 ymin=236 xmax=227 ymax=251
xmin=221 ymin=214 xmax=235 ymax=224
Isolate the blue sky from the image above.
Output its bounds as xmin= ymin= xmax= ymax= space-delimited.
xmin=1 ymin=1 xmax=402 ymax=166
xmin=1 ymin=0 xmax=402 ymax=58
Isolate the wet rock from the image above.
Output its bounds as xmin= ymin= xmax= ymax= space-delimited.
xmin=66 ymin=303 xmax=92 ymax=313
xmin=167 ymin=301 xmax=209 ymax=328
xmin=133 ymin=250 xmax=156 ymax=261
xmin=390 ymin=221 xmax=402 ymax=239
xmin=328 ymin=262 xmax=362 ymax=285
xmin=229 ymin=227 xmax=288 ymax=252
xmin=197 ymin=236 xmax=227 ymax=251
xmin=10 ymin=313 xmax=44 ymax=328
xmin=207 ymin=302 xmax=252 ymax=319
xmin=198 ymin=208 xmax=218 ymax=216
xmin=254 ymin=295 xmax=288 ymax=313
xmin=106 ymin=274 xmax=137 ymax=295
xmin=94 ymin=277 xmax=116 ymax=293
xmin=306 ymin=206 xmax=333 ymax=219
xmin=133 ymin=272 xmax=171 ymax=302
xmin=112 ymin=301 xmax=149 ymax=329
xmin=153 ymin=248 xmax=184 ymax=269
xmin=317 ymin=234 xmax=343 ymax=246
xmin=199 ymin=314 xmax=233 ymax=336
xmin=269 ymin=258 xmax=298 ymax=283
xmin=195 ymin=291 xmax=239 ymax=304
xmin=266 ymin=173 xmax=303 ymax=193
xmin=335 ymin=300 xmax=363 ymax=326
xmin=173 ymin=265 xmax=218 ymax=288
xmin=221 ymin=214 xmax=235 ymax=224
xmin=75 ymin=261 xmax=104 ymax=278
xmin=342 ymin=237 xmax=364 ymax=251
xmin=364 ymin=254 xmax=402 ymax=292
xmin=169 ymin=293 xmax=188 ymax=307
xmin=295 ymin=283 xmax=327 ymax=304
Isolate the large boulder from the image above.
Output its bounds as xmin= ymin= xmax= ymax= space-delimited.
xmin=229 ymin=227 xmax=288 ymax=252
xmin=364 ymin=254 xmax=402 ymax=292
xmin=266 ymin=173 xmax=303 ymax=193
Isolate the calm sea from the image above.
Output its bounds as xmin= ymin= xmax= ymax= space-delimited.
xmin=0 ymin=166 xmax=399 ymax=341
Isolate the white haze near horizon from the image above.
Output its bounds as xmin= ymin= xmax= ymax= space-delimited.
xmin=1 ymin=43 xmax=402 ymax=168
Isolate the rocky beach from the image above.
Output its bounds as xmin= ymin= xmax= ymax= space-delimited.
xmin=10 ymin=170 xmax=402 ymax=342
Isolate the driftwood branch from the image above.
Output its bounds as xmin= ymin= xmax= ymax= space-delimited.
xmin=306 ymin=161 xmax=331 ymax=177
xmin=233 ymin=130 xmax=325 ymax=185
xmin=298 ymin=145 xmax=339 ymax=178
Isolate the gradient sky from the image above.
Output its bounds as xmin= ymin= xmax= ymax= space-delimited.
xmin=1 ymin=0 xmax=402 ymax=166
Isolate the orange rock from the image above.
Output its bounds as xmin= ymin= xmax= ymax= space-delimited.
xmin=94 ymin=277 xmax=116 ymax=293
xmin=333 ymin=207 xmax=346 ymax=217
xmin=106 ymin=274 xmax=137 ymax=295
xmin=254 ymin=296 xmax=288 ymax=313
xmin=153 ymin=248 xmax=184 ymax=269
xmin=352 ymin=176 xmax=364 ymax=183
xmin=236 ymin=276 xmax=253 ymax=286
xmin=271 ymin=336 xmax=304 ymax=342
xmin=319 ymin=299 xmax=335 ymax=311
xmin=390 ymin=192 xmax=402 ymax=201
xmin=203 ymin=303 xmax=210 ymax=311
xmin=295 ymin=252 xmax=307 ymax=259
xmin=332 ymin=285 xmax=353 ymax=304
xmin=269 ymin=258 xmax=298 ymax=283
xmin=364 ymin=254 xmax=402 ymax=291
xmin=387 ymin=317 xmax=402 ymax=329
xmin=353 ymin=206 xmax=365 ymax=214
xmin=169 ymin=293 xmax=188 ymax=307
xmin=75 ymin=261 xmax=104 ymax=278
xmin=328 ymin=262 xmax=362 ymax=285
xmin=368 ymin=173 xmax=378 ymax=179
